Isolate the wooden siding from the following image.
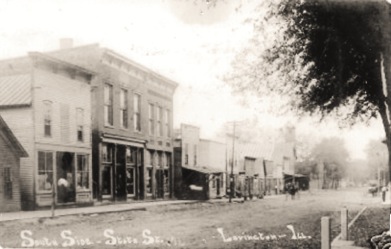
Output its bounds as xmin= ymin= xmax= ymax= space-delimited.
xmin=0 ymin=107 xmax=35 ymax=210
xmin=0 ymin=133 xmax=21 ymax=212
xmin=33 ymin=68 xmax=91 ymax=149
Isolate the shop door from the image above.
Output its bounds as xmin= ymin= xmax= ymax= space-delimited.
xmin=156 ymin=169 xmax=164 ymax=198
xmin=115 ymin=166 xmax=126 ymax=200
xmin=56 ymin=152 xmax=76 ymax=203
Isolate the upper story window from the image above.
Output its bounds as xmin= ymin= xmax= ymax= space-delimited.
xmin=165 ymin=109 xmax=170 ymax=137
xmin=104 ymin=84 xmax=113 ymax=126
xmin=120 ymin=89 xmax=128 ymax=129
xmin=148 ymin=103 xmax=154 ymax=135
xmin=133 ymin=93 xmax=141 ymax=132
xmin=185 ymin=143 xmax=189 ymax=165
xmin=76 ymin=108 xmax=84 ymax=142
xmin=157 ymin=106 xmax=162 ymax=137
xmin=194 ymin=144 xmax=197 ymax=166
xmin=43 ymin=100 xmax=52 ymax=137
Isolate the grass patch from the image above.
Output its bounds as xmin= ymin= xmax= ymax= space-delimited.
xmin=349 ymin=206 xmax=389 ymax=248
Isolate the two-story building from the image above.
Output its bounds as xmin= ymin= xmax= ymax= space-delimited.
xmin=49 ymin=42 xmax=178 ymax=202
xmin=0 ymin=52 xmax=94 ymax=210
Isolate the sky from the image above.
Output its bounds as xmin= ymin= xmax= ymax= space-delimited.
xmin=0 ymin=0 xmax=385 ymax=160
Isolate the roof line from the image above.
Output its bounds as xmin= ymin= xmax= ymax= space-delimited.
xmin=28 ymin=52 xmax=96 ymax=76
xmin=0 ymin=115 xmax=28 ymax=157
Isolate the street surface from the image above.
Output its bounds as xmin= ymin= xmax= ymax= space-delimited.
xmin=0 ymin=188 xmax=383 ymax=249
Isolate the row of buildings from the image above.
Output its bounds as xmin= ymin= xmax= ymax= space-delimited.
xmin=0 ymin=40 xmax=300 ymax=212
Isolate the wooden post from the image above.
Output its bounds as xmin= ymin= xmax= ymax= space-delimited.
xmin=321 ymin=216 xmax=331 ymax=249
xmin=341 ymin=207 xmax=348 ymax=240
xmin=51 ymin=183 xmax=55 ymax=218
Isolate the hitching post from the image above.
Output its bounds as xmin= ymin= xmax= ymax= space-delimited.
xmin=321 ymin=216 xmax=331 ymax=249
xmin=341 ymin=207 xmax=348 ymax=240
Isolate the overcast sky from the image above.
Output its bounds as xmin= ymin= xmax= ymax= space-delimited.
xmin=0 ymin=0 xmax=385 ymax=159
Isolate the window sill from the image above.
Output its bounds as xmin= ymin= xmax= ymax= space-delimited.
xmin=104 ymin=125 xmax=115 ymax=129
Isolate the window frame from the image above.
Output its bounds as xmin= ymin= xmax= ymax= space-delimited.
xmin=133 ymin=93 xmax=141 ymax=132
xmin=43 ymin=100 xmax=52 ymax=137
xmin=104 ymin=83 xmax=114 ymax=126
xmin=76 ymin=108 xmax=84 ymax=142
xmin=148 ymin=103 xmax=155 ymax=136
xmin=76 ymin=154 xmax=89 ymax=191
xmin=4 ymin=167 xmax=12 ymax=199
xmin=120 ymin=88 xmax=128 ymax=129
xmin=37 ymin=151 xmax=54 ymax=192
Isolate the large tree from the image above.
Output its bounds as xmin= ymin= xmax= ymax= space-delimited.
xmin=228 ymin=0 xmax=391 ymax=186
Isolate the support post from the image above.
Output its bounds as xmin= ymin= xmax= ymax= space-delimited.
xmin=321 ymin=216 xmax=331 ymax=249
xmin=341 ymin=207 xmax=348 ymax=240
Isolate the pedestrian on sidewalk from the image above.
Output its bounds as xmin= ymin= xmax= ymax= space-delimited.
xmin=381 ymin=185 xmax=388 ymax=202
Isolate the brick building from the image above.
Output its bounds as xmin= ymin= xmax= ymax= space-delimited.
xmin=49 ymin=43 xmax=178 ymax=201
xmin=0 ymin=52 xmax=94 ymax=210
xmin=0 ymin=116 xmax=28 ymax=212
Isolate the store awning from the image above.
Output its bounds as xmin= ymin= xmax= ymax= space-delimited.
xmin=102 ymin=137 xmax=145 ymax=148
xmin=182 ymin=165 xmax=224 ymax=174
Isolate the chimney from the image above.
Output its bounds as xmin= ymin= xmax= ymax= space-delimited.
xmin=59 ymin=38 xmax=73 ymax=49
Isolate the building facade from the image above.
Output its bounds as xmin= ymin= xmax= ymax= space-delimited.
xmin=174 ymin=124 xmax=225 ymax=199
xmin=50 ymin=43 xmax=177 ymax=201
xmin=0 ymin=116 xmax=28 ymax=212
xmin=0 ymin=53 xmax=94 ymax=210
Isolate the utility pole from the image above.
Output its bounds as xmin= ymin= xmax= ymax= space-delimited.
xmin=229 ymin=122 xmax=236 ymax=203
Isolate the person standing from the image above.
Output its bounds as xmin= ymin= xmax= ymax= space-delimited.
xmin=381 ymin=185 xmax=388 ymax=202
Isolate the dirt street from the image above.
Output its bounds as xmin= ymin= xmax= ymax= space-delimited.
xmin=0 ymin=188 xmax=382 ymax=249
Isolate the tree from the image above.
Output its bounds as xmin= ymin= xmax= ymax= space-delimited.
xmin=227 ymin=0 xmax=391 ymax=187
xmin=310 ymin=137 xmax=349 ymax=189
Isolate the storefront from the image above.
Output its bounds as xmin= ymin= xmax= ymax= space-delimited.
xmin=36 ymin=150 xmax=92 ymax=207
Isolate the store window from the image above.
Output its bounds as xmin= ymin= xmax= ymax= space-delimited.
xmin=102 ymin=144 xmax=113 ymax=163
xmin=126 ymin=167 xmax=135 ymax=196
xmin=146 ymin=167 xmax=153 ymax=194
xmin=77 ymin=155 xmax=89 ymax=190
xmin=102 ymin=166 xmax=112 ymax=196
xmin=38 ymin=151 xmax=53 ymax=191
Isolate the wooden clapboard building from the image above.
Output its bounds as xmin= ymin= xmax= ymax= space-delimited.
xmin=0 ymin=52 xmax=94 ymax=210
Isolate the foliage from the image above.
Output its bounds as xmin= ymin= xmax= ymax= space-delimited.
xmin=228 ymin=0 xmax=388 ymax=124
xmin=312 ymin=137 xmax=349 ymax=187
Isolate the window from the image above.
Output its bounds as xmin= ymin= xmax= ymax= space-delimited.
xmin=120 ymin=89 xmax=128 ymax=129
xmin=165 ymin=109 xmax=170 ymax=137
xmin=163 ymin=169 xmax=169 ymax=194
xmin=77 ymin=155 xmax=89 ymax=190
xmin=126 ymin=167 xmax=135 ymax=196
xmin=146 ymin=167 xmax=153 ymax=194
xmin=38 ymin=151 xmax=53 ymax=191
xmin=43 ymin=101 xmax=52 ymax=137
xmin=133 ymin=93 xmax=141 ymax=132
xmin=194 ymin=144 xmax=197 ymax=166
xmin=148 ymin=103 xmax=154 ymax=135
xmin=4 ymin=167 xmax=12 ymax=199
xmin=185 ymin=143 xmax=189 ymax=165
xmin=102 ymin=166 xmax=112 ymax=195
xmin=76 ymin=108 xmax=84 ymax=142
xmin=157 ymin=107 xmax=162 ymax=136
xmin=126 ymin=147 xmax=135 ymax=165
xmin=102 ymin=144 xmax=113 ymax=163
xmin=104 ymin=84 xmax=113 ymax=126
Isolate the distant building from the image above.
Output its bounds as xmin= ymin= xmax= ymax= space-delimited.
xmin=49 ymin=43 xmax=178 ymax=202
xmin=0 ymin=116 xmax=28 ymax=212
xmin=0 ymin=52 xmax=94 ymax=210
xmin=174 ymin=124 xmax=225 ymax=199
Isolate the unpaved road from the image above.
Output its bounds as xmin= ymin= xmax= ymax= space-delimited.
xmin=0 ymin=188 xmax=383 ymax=249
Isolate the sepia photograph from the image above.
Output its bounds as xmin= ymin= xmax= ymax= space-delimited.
xmin=0 ymin=0 xmax=390 ymax=248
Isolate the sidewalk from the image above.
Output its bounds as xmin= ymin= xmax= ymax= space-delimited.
xmin=0 ymin=200 xmax=198 ymax=222
xmin=0 ymin=194 xmax=283 ymax=222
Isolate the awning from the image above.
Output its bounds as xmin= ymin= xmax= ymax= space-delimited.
xmin=182 ymin=165 xmax=223 ymax=174
xmin=102 ymin=137 xmax=145 ymax=148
